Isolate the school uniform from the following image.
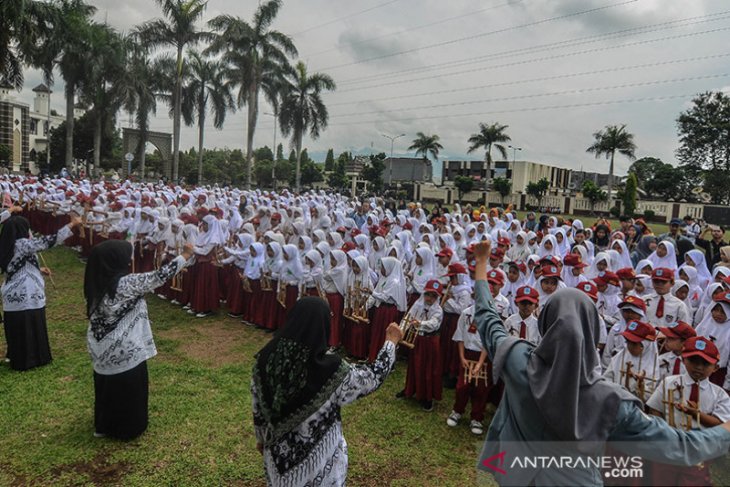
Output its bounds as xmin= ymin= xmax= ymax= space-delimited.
xmin=503 ymin=313 xmax=541 ymax=345
xmin=644 ymin=292 xmax=691 ymax=329
xmin=657 ymin=351 xmax=687 ymax=381
xmin=450 ymin=305 xmax=489 ymax=422
xmin=441 ymin=285 xmax=473 ymax=379
xmin=403 ymin=299 xmax=444 ymax=403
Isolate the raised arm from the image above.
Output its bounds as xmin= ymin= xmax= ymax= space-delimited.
xmin=14 ymin=222 xmax=77 ymax=259
xmin=115 ymin=245 xmax=193 ymax=301
xmin=335 ymin=323 xmax=403 ymax=406
xmin=472 ymin=241 xmax=510 ymax=358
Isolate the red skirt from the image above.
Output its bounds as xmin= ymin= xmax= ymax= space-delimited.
xmin=190 ymin=261 xmax=220 ymax=313
xmin=180 ymin=265 xmax=196 ymax=306
xmin=407 ymin=293 xmax=420 ymax=308
xmin=343 ymin=317 xmax=370 ymax=359
xmin=404 ymin=334 xmax=443 ymax=402
xmin=453 ymin=348 xmax=489 ymax=421
xmin=368 ymin=304 xmax=401 ymax=362
xmin=248 ymin=280 xmax=265 ymax=326
xmin=261 ymin=281 xmax=279 ymax=330
xmin=326 ymin=292 xmax=344 ymax=347
xmin=441 ymin=313 xmax=460 ymax=377
xmin=226 ymin=271 xmax=246 ymax=316
xmin=278 ymin=285 xmax=299 ymax=327
xmin=306 ymin=287 xmax=319 ymax=297
xmin=709 ymin=367 xmax=727 ymax=388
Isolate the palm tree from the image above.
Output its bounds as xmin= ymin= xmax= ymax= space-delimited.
xmin=1 ymin=0 xmax=59 ymax=89
xmin=80 ymin=24 xmax=127 ymax=176
xmin=586 ymin=124 xmax=637 ymax=199
xmin=136 ymin=0 xmax=207 ymax=181
xmin=278 ymin=61 xmax=336 ymax=192
xmin=44 ymin=0 xmax=97 ymax=168
xmin=181 ymin=50 xmax=235 ymax=184
xmin=261 ymin=67 xmax=287 ymax=189
xmin=118 ymin=42 xmax=163 ymax=179
xmin=207 ymin=0 xmax=297 ymax=190
xmin=467 ymin=122 xmax=511 ymax=189
xmin=408 ymin=132 xmax=443 ymax=182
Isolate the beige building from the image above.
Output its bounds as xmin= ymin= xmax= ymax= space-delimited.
xmin=442 ymin=159 xmax=572 ymax=193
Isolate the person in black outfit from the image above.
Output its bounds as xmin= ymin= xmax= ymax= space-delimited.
xmin=695 ymin=224 xmax=728 ymax=271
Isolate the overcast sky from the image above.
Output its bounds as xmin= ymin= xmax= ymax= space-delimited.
xmin=13 ymin=0 xmax=730 ymax=178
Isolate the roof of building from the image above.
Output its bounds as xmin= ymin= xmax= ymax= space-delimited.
xmin=32 ymin=83 xmax=51 ymax=93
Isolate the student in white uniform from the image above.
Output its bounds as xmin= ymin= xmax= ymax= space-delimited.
xmin=503 ymin=286 xmax=541 ymax=345
xmin=645 ymin=267 xmax=691 ymax=329
xmin=602 ymin=295 xmax=646 ymax=370
xmin=656 ymin=321 xmax=696 ymax=381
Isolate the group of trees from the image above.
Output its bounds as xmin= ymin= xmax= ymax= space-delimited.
xmin=1 ymin=0 xmax=336 ymax=190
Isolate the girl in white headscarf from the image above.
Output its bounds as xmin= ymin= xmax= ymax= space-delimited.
xmin=647 ymin=240 xmax=677 ymax=271
xmin=635 ymin=259 xmax=654 ymax=276
xmin=221 ymin=234 xmax=252 ymax=319
xmin=586 ymin=252 xmax=611 ymax=280
xmin=409 ymin=247 xmax=436 ymax=297
xmin=694 ymin=300 xmax=730 ymax=386
xmin=552 ymin=228 xmax=570 ymax=257
xmin=677 ymin=265 xmax=702 ymax=311
xmin=692 ymin=283 xmax=724 ymax=326
xmin=610 ymin=240 xmax=633 ymax=270
xmin=302 ymin=249 xmax=324 ymax=296
xmin=506 ymin=231 xmax=531 ymax=263
xmin=343 ymin=255 xmax=372 ymax=359
xmin=280 ymin=244 xmax=304 ymax=318
xmin=189 ymin=215 xmax=224 ymax=317
xmin=322 ymin=249 xmax=348 ymax=349
xmin=538 ymin=234 xmax=558 ymax=260
xmin=684 ymin=249 xmax=713 ymax=288
xmin=243 ymin=242 xmax=267 ymax=326
xmin=369 ymin=236 xmax=387 ymax=274
xmin=366 ymin=256 xmax=407 ymax=362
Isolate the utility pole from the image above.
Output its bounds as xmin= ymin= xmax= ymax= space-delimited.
xmin=264 ymin=112 xmax=277 ymax=190
xmin=381 ymin=133 xmax=405 ymax=189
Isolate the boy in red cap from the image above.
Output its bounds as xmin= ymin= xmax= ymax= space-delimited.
xmin=446 ymin=295 xmax=490 ymax=435
xmin=435 ymin=248 xmax=454 ymax=285
xmin=602 ymin=296 xmax=647 ymax=369
xmin=656 ymin=321 xmax=697 ymax=381
xmin=441 ymin=263 xmax=473 ymax=388
xmin=487 ymin=269 xmax=510 ymax=320
xmin=397 ymin=279 xmax=444 ymax=412
xmin=536 ymin=264 xmax=563 ymax=311
xmin=646 ymin=267 xmax=691 ymax=329
xmin=647 ymin=337 xmax=730 ymax=486
xmin=616 ymin=267 xmax=637 ymax=300
xmin=503 ymin=286 xmax=540 ymax=345
xmin=603 ymin=320 xmax=659 ymax=402
xmin=594 ymin=271 xmax=621 ymax=328
xmin=487 ymin=248 xmax=504 ymax=272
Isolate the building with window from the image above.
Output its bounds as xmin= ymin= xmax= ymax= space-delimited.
xmin=442 ymin=159 xmax=572 ymax=193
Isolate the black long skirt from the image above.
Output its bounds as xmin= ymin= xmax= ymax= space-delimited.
xmin=3 ymin=308 xmax=52 ymax=371
xmin=94 ymin=361 xmax=149 ymax=440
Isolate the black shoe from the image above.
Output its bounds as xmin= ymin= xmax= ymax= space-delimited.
xmin=395 ymin=389 xmax=406 ymax=399
xmin=421 ymin=400 xmax=434 ymax=412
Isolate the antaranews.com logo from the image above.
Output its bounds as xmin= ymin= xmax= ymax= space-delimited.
xmin=482 ymin=451 xmax=644 ymax=480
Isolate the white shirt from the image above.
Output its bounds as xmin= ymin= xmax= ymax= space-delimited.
xmin=492 ymin=293 xmax=510 ymax=320
xmin=407 ymin=300 xmax=443 ymax=335
xmin=646 ymin=373 xmax=730 ymax=430
xmin=443 ymin=287 xmax=472 ymax=315
xmin=644 ymin=292 xmax=691 ymax=329
xmin=657 ymin=351 xmax=687 ymax=381
xmin=2 ymin=225 xmax=73 ymax=312
xmin=452 ymin=305 xmax=484 ymax=353
xmin=503 ymin=312 xmax=541 ymax=345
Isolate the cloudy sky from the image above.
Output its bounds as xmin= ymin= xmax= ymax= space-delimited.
xmin=14 ymin=0 xmax=730 ymax=179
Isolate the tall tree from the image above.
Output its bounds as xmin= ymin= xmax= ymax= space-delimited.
xmin=467 ymin=122 xmax=511 ymax=189
xmin=181 ymin=50 xmax=234 ymax=184
xmin=1 ymin=0 xmax=58 ymax=89
xmin=278 ymin=61 xmax=336 ymax=192
xmin=492 ymin=177 xmax=512 ymax=204
xmin=207 ymin=0 xmax=297 ymax=189
xmin=136 ymin=0 xmax=207 ymax=181
xmin=586 ymin=124 xmax=636 ymax=200
xmin=324 ymin=148 xmax=335 ymax=171
xmin=408 ymin=132 xmax=442 ymax=182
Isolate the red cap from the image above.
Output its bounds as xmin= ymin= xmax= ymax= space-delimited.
xmin=271 ymin=212 xmax=282 ymax=220
xmin=616 ymin=268 xmax=637 ymax=280
xmin=682 ymin=336 xmax=720 ymax=364
xmin=490 ymin=248 xmax=505 ymax=259
xmin=618 ymin=295 xmax=647 ymax=312
xmin=350 ymin=229 xmax=361 ymax=237
xmin=436 ymin=248 xmax=454 ymax=259
xmin=403 ymin=222 xmax=413 ymax=230
xmin=467 ymin=259 xmax=477 ymax=272
xmin=466 ymin=244 xmax=476 ymax=254
xmin=336 ymin=226 xmax=347 ymax=233
xmin=539 ymin=255 xmax=561 ymax=267
xmin=508 ymin=261 xmax=527 ymax=274
xmin=447 ymin=263 xmax=467 ymax=276
xmin=713 ymin=291 xmax=730 ymax=305
xmin=563 ymin=254 xmax=582 ymax=266
xmin=621 ymin=321 xmax=656 ymax=343
xmin=652 ymin=268 xmax=674 ymax=281
xmin=424 ymin=279 xmax=444 ymax=296
xmin=657 ymin=321 xmax=697 ymax=340
xmin=577 ymin=281 xmax=598 ymax=301
xmin=515 ymin=286 xmax=539 ymax=304
xmin=487 ymin=269 xmax=504 ymax=285
xmin=594 ymin=271 xmax=620 ymax=287
xmin=722 ymin=275 xmax=730 ymax=287
xmin=341 ymin=242 xmax=356 ymax=252
xmin=540 ymin=265 xmax=561 ymax=279
xmin=497 ymin=237 xmax=510 ymax=247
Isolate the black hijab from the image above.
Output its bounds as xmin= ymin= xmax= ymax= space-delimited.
xmin=84 ymin=240 xmax=133 ymax=318
xmin=252 ymin=297 xmax=347 ymax=443
xmin=592 ymin=223 xmax=611 ymax=248
xmin=0 ymin=216 xmax=32 ymax=273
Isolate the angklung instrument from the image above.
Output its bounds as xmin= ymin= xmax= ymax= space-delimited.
xmin=398 ymin=311 xmax=418 ymax=349
xmin=463 ymin=359 xmax=488 ymax=385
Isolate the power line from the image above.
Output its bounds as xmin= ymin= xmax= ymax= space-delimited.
xmin=325 ymin=52 xmax=730 ymax=107
xmin=332 ymin=12 xmax=730 ymax=88
xmin=328 ymin=25 xmax=730 ymax=94
xmin=327 ymin=73 xmax=730 ymax=118
xmin=291 ymin=0 xmax=403 ymax=37
xmin=315 ymin=0 xmax=639 ymax=70
xmin=302 ymin=0 xmax=526 ymax=59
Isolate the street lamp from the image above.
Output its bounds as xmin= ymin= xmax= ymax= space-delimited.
xmin=264 ymin=112 xmax=277 ymax=190
xmin=508 ymin=145 xmax=522 ymax=163
xmin=382 ymin=133 xmax=406 ymax=189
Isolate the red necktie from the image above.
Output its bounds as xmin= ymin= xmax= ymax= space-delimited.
xmin=689 ymin=383 xmax=699 ymax=404
xmin=672 ymin=357 xmax=681 ymax=375
xmin=519 ymin=321 xmax=526 ymax=339
xmin=656 ymin=296 xmax=665 ymax=318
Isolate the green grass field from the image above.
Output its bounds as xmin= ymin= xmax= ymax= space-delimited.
xmin=1 ymin=245 xmax=727 ymax=486
xmin=0 ymin=247 xmax=495 ymax=486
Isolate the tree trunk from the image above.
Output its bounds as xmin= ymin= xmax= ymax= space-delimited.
xmin=64 ymin=82 xmax=75 ymax=168
xmin=295 ymin=132 xmax=303 ymax=193
xmin=197 ymin=106 xmax=205 ymax=185
xmin=92 ymin=108 xmax=101 ymax=177
xmin=172 ymin=45 xmax=183 ymax=182
xmin=608 ymin=150 xmax=615 ymax=202
xmin=245 ymin=81 xmax=258 ymax=190
xmin=137 ymin=120 xmax=147 ymax=180
xmin=485 ymin=144 xmax=492 ymax=191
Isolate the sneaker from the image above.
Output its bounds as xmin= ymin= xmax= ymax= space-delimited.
xmin=421 ymin=400 xmax=434 ymax=412
xmin=156 ymin=294 xmax=167 ymax=300
xmin=186 ymin=309 xmax=195 ymax=315
xmin=228 ymin=312 xmax=242 ymax=318
xmin=170 ymin=299 xmax=180 ymax=305
xmin=470 ymin=420 xmax=484 ymax=435
xmin=446 ymin=411 xmax=461 ymax=427
xmin=182 ymin=305 xmax=191 ymax=310
xmin=196 ymin=312 xmax=211 ymax=318
xmin=395 ymin=389 xmax=406 ymax=399
xmin=93 ymin=432 xmax=106 ymax=438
